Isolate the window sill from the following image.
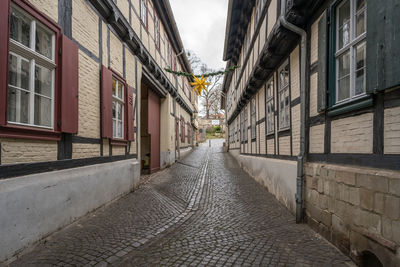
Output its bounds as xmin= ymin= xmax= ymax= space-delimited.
xmin=0 ymin=124 xmax=61 ymax=141
xmin=110 ymin=139 xmax=128 ymax=146
xmin=327 ymin=95 xmax=373 ymax=117
xmin=266 ymin=132 xmax=275 ymax=137
xmin=278 ymin=127 xmax=290 ymax=133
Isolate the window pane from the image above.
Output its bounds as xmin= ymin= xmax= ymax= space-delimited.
xmin=112 ymin=101 xmax=116 ymax=119
xmin=338 ymin=0 xmax=350 ymax=49
xmin=118 ymin=121 xmax=123 ymax=138
xmin=338 ymin=76 xmax=350 ymax=101
xmin=34 ymin=95 xmax=51 ymax=127
xmin=355 ymin=42 xmax=366 ymax=95
xmin=8 ymin=87 xmax=30 ymax=124
xmin=20 ymin=58 xmax=30 ymax=90
xmin=10 ymin=7 xmax=31 ymax=48
xmin=112 ymin=79 xmax=117 ymax=96
xmin=9 ymin=54 xmax=18 ymax=87
xmin=338 ymin=51 xmax=350 ymax=78
xmin=356 ymin=11 xmax=366 ymax=37
xmin=338 ymin=1 xmax=350 ymax=28
xmin=118 ymin=82 xmax=123 ymax=99
xmin=117 ymin=103 xmax=122 ymax=120
xmin=35 ymin=65 xmax=52 ymax=97
xmin=9 ymin=54 xmax=30 ymax=90
xmin=356 ymin=0 xmax=365 ymax=11
xmin=279 ymin=66 xmax=289 ymax=88
xmin=113 ymin=119 xmax=116 ymax=137
xmin=35 ymin=23 xmax=53 ymax=60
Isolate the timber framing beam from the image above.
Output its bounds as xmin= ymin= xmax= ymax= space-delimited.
xmin=225 ymin=0 xmax=326 ymax=125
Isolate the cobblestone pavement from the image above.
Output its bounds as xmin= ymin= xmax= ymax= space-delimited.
xmin=7 ymin=146 xmax=352 ymax=266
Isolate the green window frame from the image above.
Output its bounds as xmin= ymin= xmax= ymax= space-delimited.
xmin=327 ymin=0 xmax=372 ymax=115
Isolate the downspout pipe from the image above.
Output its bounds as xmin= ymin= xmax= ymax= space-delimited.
xmin=279 ymin=0 xmax=307 ymax=223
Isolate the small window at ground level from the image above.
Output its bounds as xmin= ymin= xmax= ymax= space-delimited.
xmin=7 ymin=5 xmax=55 ymax=129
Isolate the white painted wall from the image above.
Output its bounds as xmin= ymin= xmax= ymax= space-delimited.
xmin=230 ymin=150 xmax=297 ymax=213
xmin=0 ymin=160 xmax=140 ymax=262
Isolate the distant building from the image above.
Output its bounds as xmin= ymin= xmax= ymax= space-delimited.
xmin=222 ymin=0 xmax=400 ymax=266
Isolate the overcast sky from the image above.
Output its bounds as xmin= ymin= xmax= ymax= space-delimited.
xmin=169 ymin=0 xmax=229 ymax=71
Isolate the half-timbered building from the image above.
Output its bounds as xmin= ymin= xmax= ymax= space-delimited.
xmin=222 ymin=0 xmax=400 ymax=265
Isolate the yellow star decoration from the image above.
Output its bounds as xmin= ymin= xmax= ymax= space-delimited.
xmin=191 ymin=75 xmax=210 ymax=95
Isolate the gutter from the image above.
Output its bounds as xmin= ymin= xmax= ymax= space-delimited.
xmin=279 ymin=0 xmax=307 ymax=223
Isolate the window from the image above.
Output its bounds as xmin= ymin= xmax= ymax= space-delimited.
xmin=140 ymin=0 xmax=147 ymax=28
xmin=101 ymin=66 xmax=134 ymax=142
xmin=334 ymin=0 xmax=366 ymax=104
xmin=240 ymin=112 xmax=244 ymax=142
xmin=167 ymin=43 xmax=172 ymax=68
xmin=112 ymin=78 xmax=124 ymax=139
xmin=8 ymin=5 xmax=55 ymax=129
xmin=265 ymin=78 xmax=274 ymax=134
xmin=180 ymin=116 xmax=185 ymax=143
xmin=250 ymin=98 xmax=256 ymax=140
xmin=187 ymin=122 xmax=191 ymax=144
xmin=237 ymin=119 xmax=239 ymax=142
xmin=278 ymin=63 xmax=290 ymax=130
xmin=154 ymin=13 xmax=160 ymax=50
xmin=242 ymin=106 xmax=248 ymax=141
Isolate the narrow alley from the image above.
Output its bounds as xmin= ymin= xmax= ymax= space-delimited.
xmin=8 ymin=146 xmax=351 ymax=266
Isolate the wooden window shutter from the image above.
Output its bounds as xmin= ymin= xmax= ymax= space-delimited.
xmin=101 ymin=65 xmax=113 ymax=138
xmin=60 ymin=35 xmax=79 ymax=133
xmin=0 ymin=1 xmax=10 ymax=126
xmin=317 ymin=11 xmax=328 ymax=112
xmin=366 ymin=1 xmax=400 ymax=92
xmin=127 ymin=85 xmax=135 ymax=141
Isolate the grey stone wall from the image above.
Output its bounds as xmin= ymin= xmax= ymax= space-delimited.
xmin=305 ymin=163 xmax=400 ymax=266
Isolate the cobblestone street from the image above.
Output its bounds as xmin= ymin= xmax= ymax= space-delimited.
xmin=8 ymin=146 xmax=352 ymax=266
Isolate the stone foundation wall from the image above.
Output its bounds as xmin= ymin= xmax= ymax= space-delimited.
xmin=305 ymin=163 xmax=400 ymax=266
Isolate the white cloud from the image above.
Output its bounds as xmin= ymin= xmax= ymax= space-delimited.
xmin=169 ymin=0 xmax=229 ymax=70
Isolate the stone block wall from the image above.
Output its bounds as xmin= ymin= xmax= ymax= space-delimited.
xmin=305 ymin=163 xmax=400 ymax=266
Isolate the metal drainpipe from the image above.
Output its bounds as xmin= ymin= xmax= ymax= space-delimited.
xmin=279 ymin=0 xmax=307 ymax=223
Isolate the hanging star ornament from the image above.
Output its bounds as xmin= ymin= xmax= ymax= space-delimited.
xmin=191 ymin=75 xmax=210 ymax=95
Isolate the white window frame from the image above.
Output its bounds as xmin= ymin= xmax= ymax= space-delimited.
xmin=8 ymin=4 xmax=55 ymax=129
xmin=140 ymin=0 xmax=147 ymax=27
xmin=335 ymin=0 xmax=367 ymax=105
xmin=154 ymin=13 xmax=160 ymax=50
xmin=265 ymin=78 xmax=275 ymax=134
xmin=112 ymin=78 xmax=125 ymax=139
xmin=278 ymin=62 xmax=290 ymax=130
xmin=251 ymin=98 xmax=256 ymax=140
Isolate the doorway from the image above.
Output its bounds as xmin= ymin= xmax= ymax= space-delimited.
xmin=140 ymin=81 xmax=160 ymax=174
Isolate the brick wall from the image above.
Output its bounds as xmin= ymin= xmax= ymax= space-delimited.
xmin=331 ymin=113 xmax=373 ymax=154
xmin=0 ymin=139 xmax=57 ymax=164
xmin=384 ymin=106 xmax=400 ymax=154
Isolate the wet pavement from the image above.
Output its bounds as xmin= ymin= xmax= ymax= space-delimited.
xmin=7 ymin=146 xmax=352 ymax=266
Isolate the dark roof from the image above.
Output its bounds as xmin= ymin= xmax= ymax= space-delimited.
xmin=223 ymin=0 xmax=256 ymax=62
